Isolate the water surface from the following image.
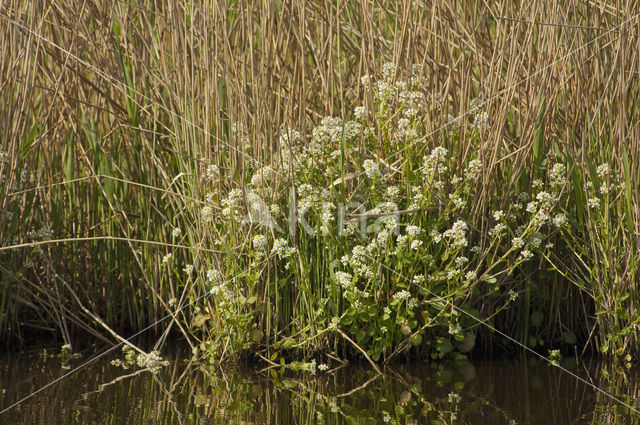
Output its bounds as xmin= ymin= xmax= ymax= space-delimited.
xmin=1 ymin=349 xmax=638 ymax=424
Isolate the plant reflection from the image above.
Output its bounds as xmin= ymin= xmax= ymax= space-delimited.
xmin=1 ymin=353 xmax=639 ymax=424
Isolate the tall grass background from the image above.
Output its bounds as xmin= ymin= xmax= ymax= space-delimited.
xmin=0 ymin=0 xmax=639 ymax=363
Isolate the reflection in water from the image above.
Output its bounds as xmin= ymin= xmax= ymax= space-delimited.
xmin=0 ymin=350 xmax=638 ymax=424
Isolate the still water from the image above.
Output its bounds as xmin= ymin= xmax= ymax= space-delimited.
xmin=0 ymin=349 xmax=638 ymax=424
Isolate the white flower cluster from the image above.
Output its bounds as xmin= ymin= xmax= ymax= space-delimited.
xmin=488 ymin=223 xmax=506 ymax=237
xmin=253 ymin=234 xmax=267 ymax=250
xmin=519 ymin=249 xmax=534 ymax=261
xmin=395 ymin=117 xmax=418 ymax=140
xmin=471 ymin=111 xmax=489 ymax=131
xmin=443 ymin=220 xmax=468 ymax=247
xmin=386 ymin=185 xmax=400 ymax=200
xmin=115 ymin=346 xmax=168 ymax=373
xmin=201 ymin=206 xmax=214 ymax=223
xmin=271 ymin=238 xmax=295 ymax=259
xmin=172 ymin=227 xmax=181 ymax=238
xmin=161 ymin=253 xmax=172 ymax=264
xmin=29 ymin=225 xmax=54 ymax=241
xmin=335 ymin=271 xmax=353 ymax=288
xmin=465 ymin=159 xmax=482 ymax=181
xmin=393 ymin=289 xmax=411 ymax=302
xmin=341 ymin=246 xmax=374 ymax=279
xmin=222 ymin=188 xmax=244 ymax=219
xmin=511 ymin=237 xmax=524 ymax=250
xmin=206 ymin=164 xmax=219 ymax=183
xmin=398 ymin=89 xmax=426 ymax=118
xmin=422 ymin=146 xmax=448 ymax=182
xmin=207 ymin=268 xmax=223 ymax=285
xmin=297 ymin=184 xmax=320 ymax=215
xmin=596 ymin=163 xmax=609 ymax=179
xmin=552 ymin=213 xmax=567 ymax=228
xmin=135 ymin=350 xmax=168 ymax=371
xmin=548 ymin=163 xmax=566 ymax=189
xmin=250 ymin=165 xmax=273 ymax=188
xmin=363 ymin=159 xmax=382 ymax=179
xmin=320 ymin=202 xmax=335 ymax=234
xmin=354 ymin=106 xmax=368 ymax=121
xmin=382 ymin=62 xmax=396 ymax=80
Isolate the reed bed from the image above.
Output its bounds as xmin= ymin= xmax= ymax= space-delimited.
xmin=0 ymin=0 xmax=639 ymax=367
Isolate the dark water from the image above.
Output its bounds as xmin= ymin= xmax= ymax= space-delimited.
xmin=0 ymin=349 xmax=639 ymax=424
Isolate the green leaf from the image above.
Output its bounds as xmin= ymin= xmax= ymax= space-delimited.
xmin=530 ymin=311 xmax=544 ymax=327
xmin=411 ymin=334 xmax=423 ymax=345
xmin=562 ymin=331 xmax=577 ymax=345
xmin=436 ymin=338 xmax=453 ymax=354
xmin=192 ymin=314 xmax=209 ymax=327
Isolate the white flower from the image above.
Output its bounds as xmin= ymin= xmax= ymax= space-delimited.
xmin=530 ymin=234 xmax=543 ymax=248
xmin=552 ymin=213 xmax=568 ymax=228
xmin=360 ymin=74 xmax=371 ymax=86
xmin=183 ymin=264 xmax=194 ymax=275
xmin=548 ymin=163 xmax=566 ymax=188
xmin=363 ymin=159 xmax=381 ymax=179
xmin=207 ymin=269 xmax=223 ymax=285
xmin=511 ymin=237 xmax=525 ymax=249
xmin=596 ymin=163 xmax=609 ymax=179
xmin=587 ymin=197 xmax=601 ymax=209
xmin=464 ymin=159 xmax=482 ymax=181
xmin=253 ymin=234 xmax=267 ymax=250
xmin=318 ymin=363 xmax=329 ymax=371
xmin=536 ymin=191 xmax=553 ymax=208
xmin=172 ymin=228 xmax=181 ymax=238
xmin=162 ymin=253 xmax=172 ymax=264
xmin=488 ymin=223 xmax=506 ymax=237
xmin=519 ymin=250 xmax=533 ymax=261
xmin=455 ymin=256 xmax=468 ymax=266
xmin=386 ymin=185 xmax=400 ymax=199
xmin=201 ymin=206 xmax=214 ymax=223
xmin=271 ymin=238 xmax=295 ymax=258
xmin=354 ymin=106 xmax=368 ymax=121
xmin=406 ymin=225 xmax=421 ymax=237
xmin=443 ymin=220 xmax=468 ymax=248
xmin=168 ymin=298 xmax=177 ymax=307
xmin=472 ymin=110 xmax=489 ymax=130
xmin=532 ymin=179 xmax=544 ymax=190
xmin=448 ymin=392 xmax=461 ymax=404
xmin=329 ymin=317 xmax=340 ymax=330
xmin=393 ymin=290 xmax=411 ymax=303
xmin=335 ymin=271 xmax=353 ymax=288
xmin=422 ymin=146 xmax=448 ymax=180
xmin=493 ymin=210 xmax=504 ymax=221
xmin=382 ymin=62 xmax=396 ymax=80
xmin=450 ymin=195 xmax=465 ymax=209
xmin=206 ymin=164 xmax=219 ymax=182
xmin=508 ymin=290 xmax=518 ymax=301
